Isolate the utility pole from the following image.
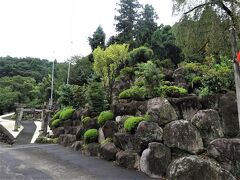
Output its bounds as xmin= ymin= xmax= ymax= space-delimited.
xmin=49 ymin=51 xmax=55 ymax=108
xmin=67 ymin=41 xmax=73 ymax=85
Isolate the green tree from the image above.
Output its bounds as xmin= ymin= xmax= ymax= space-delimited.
xmin=114 ymin=0 xmax=141 ymax=45
xmin=135 ymin=4 xmax=158 ymax=47
xmin=88 ymin=26 xmax=106 ymax=51
xmin=93 ymin=44 xmax=129 ymax=104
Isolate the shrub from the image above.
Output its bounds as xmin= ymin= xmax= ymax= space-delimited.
xmin=82 ymin=117 xmax=91 ymax=124
xmin=129 ymin=46 xmax=153 ymax=65
xmin=97 ymin=111 xmax=114 ymax=126
xmin=124 ymin=116 xmax=146 ymax=133
xmin=119 ymin=86 xmax=147 ymax=100
xmin=52 ymin=110 xmax=62 ymax=120
xmin=100 ymin=138 xmax=112 ymax=145
xmin=51 ymin=119 xmax=62 ymax=128
xmin=157 ymin=85 xmax=187 ymax=98
xmin=84 ymin=129 xmax=98 ymax=144
xmin=59 ymin=107 xmax=75 ymax=120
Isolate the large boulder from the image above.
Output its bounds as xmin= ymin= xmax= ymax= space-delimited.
xmin=140 ymin=142 xmax=171 ymax=178
xmin=191 ymin=109 xmax=224 ymax=146
xmin=163 ymin=120 xmax=203 ymax=154
xmin=219 ymin=91 xmax=239 ymax=137
xmin=135 ymin=121 xmax=163 ymax=152
xmin=113 ymin=133 xmax=140 ymax=153
xmin=167 ymin=155 xmax=236 ymax=180
xmin=111 ymin=99 xmax=147 ymax=116
xmin=82 ymin=118 xmax=100 ymax=131
xmin=208 ymin=138 xmax=240 ymax=177
xmin=168 ymin=95 xmax=202 ymax=121
xmin=102 ymin=121 xmax=118 ymax=138
xmin=59 ymin=134 xmax=76 ymax=147
xmin=116 ymin=151 xmax=140 ymax=169
xmin=100 ymin=143 xmax=119 ymax=161
xmin=147 ymin=97 xmax=177 ymax=125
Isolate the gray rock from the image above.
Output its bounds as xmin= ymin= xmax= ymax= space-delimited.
xmin=135 ymin=121 xmax=163 ymax=152
xmin=219 ymin=91 xmax=239 ymax=137
xmin=140 ymin=142 xmax=171 ymax=178
xmin=191 ymin=109 xmax=224 ymax=146
xmin=98 ymin=128 xmax=105 ymax=143
xmin=59 ymin=134 xmax=76 ymax=147
xmin=147 ymin=97 xmax=177 ymax=125
xmin=82 ymin=118 xmax=100 ymax=131
xmin=52 ymin=127 xmax=65 ymax=138
xmin=208 ymin=138 xmax=240 ymax=177
xmin=85 ymin=143 xmax=100 ymax=157
xmin=102 ymin=121 xmax=118 ymax=138
xmin=167 ymin=155 xmax=236 ymax=180
xmin=168 ymin=95 xmax=202 ymax=120
xmin=75 ymin=126 xmax=84 ymax=140
xmin=163 ymin=120 xmax=203 ymax=154
xmin=173 ymin=67 xmax=188 ymax=89
xmin=71 ymin=141 xmax=83 ymax=151
xmin=100 ymin=143 xmax=119 ymax=161
xmin=116 ymin=151 xmax=140 ymax=169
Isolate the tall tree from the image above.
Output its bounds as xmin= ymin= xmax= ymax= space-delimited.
xmin=88 ymin=26 xmax=106 ymax=51
xmin=172 ymin=0 xmax=240 ymax=128
xmin=114 ymin=0 xmax=141 ymax=45
xmin=135 ymin=4 xmax=158 ymax=47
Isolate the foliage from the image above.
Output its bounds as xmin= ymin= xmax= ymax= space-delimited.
xmin=35 ymin=136 xmax=59 ymax=144
xmin=84 ymin=129 xmax=98 ymax=144
xmin=52 ymin=110 xmax=62 ymax=120
xmin=0 ymin=87 xmax=19 ymax=114
xmin=93 ymin=44 xmax=129 ymax=104
xmin=157 ymin=85 xmax=187 ymax=98
xmin=100 ymin=138 xmax=112 ymax=145
xmin=59 ymin=107 xmax=75 ymax=120
xmin=97 ymin=110 xmax=114 ymax=126
xmin=124 ymin=116 xmax=146 ymax=133
xmin=82 ymin=117 xmax=91 ymax=124
xmin=119 ymin=86 xmax=146 ymax=100
xmin=51 ymin=119 xmax=62 ymax=128
xmin=88 ymin=26 xmax=106 ymax=51
xmin=129 ymin=46 xmax=153 ymax=65
xmin=69 ymin=56 xmax=93 ymax=86
xmin=86 ymin=81 xmax=105 ymax=114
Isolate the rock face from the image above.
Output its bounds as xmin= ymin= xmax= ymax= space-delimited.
xmin=208 ymin=138 xmax=240 ymax=177
xmin=167 ymin=155 xmax=236 ymax=180
xmin=112 ymin=100 xmax=147 ymax=116
xmin=59 ymin=134 xmax=76 ymax=147
xmin=102 ymin=121 xmax=118 ymax=138
xmin=168 ymin=96 xmax=202 ymax=120
xmin=0 ymin=125 xmax=15 ymax=145
xmin=113 ymin=133 xmax=139 ymax=153
xmin=135 ymin=121 xmax=163 ymax=152
xmin=219 ymin=91 xmax=239 ymax=137
xmin=191 ymin=109 xmax=224 ymax=146
xmin=140 ymin=142 xmax=171 ymax=178
xmin=116 ymin=151 xmax=140 ymax=169
xmin=163 ymin=120 xmax=203 ymax=154
xmin=100 ymin=143 xmax=119 ymax=161
xmin=147 ymin=97 xmax=177 ymax=125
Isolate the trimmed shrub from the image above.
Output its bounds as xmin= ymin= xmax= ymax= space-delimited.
xmin=51 ymin=119 xmax=62 ymax=128
xmin=124 ymin=116 xmax=146 ymax=133
xmin=82 ymin=117 xmax=91 ymax=124
xmin=129 ymin=46 xmax=153 ymax=65
xmin=98 ymin=111 xmax=114 ymax=126
xmin=84 ymin=129 xmax=98 ymax=144
xmin=157 ymin=85 xmax=187 ymax=98
xmin=119 ymin=86 xmax=146 ymax=100
xmin=59 ymin=107 xmax=75 ymax=120
xmin=52 ymin=110 xmax=62 ymax=120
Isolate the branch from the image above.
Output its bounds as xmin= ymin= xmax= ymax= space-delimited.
xmin=184 ymin=2 xmax=216 ymax=15
xmin=218 ymin=1 xmax=233 ymax=17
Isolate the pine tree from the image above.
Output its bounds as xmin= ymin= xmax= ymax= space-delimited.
xmin=88 ymin=26 xmax=106 ymax=51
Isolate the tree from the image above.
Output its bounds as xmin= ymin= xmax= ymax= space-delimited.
xmin=114 ymin=0 xmax=141 ymax=45
xmin=135 ymin=4 xmax=158 ymax=47
xmin=172 ymin=0 xmax=240 ymax=128
xmin=93 ymin=44 xmax=129 ymax=104
xmin=88 ymin=26 xmax=106 ymax=51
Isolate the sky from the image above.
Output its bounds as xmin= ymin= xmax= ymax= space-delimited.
xmin=0 ymin=0 xmax=179 ymax=62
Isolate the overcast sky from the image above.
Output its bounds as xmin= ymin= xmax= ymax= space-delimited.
xmin=0 ymin=0 xmax=179 ymax=62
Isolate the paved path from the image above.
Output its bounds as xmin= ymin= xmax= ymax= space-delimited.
xmin=0 ymin=143 xmax=152 ymax=180
xmin=14 ymin=121 xmax=36 ymax=145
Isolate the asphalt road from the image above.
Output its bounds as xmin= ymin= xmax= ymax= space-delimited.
xmin=0 ymin=143 xmax=152 ymax=180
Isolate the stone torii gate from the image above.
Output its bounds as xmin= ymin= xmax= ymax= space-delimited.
xmin=13 ymin=104 xmax=52 ymax=135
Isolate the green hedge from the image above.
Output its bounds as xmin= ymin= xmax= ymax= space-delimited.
xmin=124 ymin=116 xmax=146 ymax=133
xmin=84 ymin=129 xmax=98 ymax=144
xmin=51 ymin=119 xmax=62 ymax=128
xmin=157 ymin=85 xmax=187 ymax=98
xmin=59 ymin=107 xmax=75 ymax=120
xmin=97 ymin=111 xmax=114 ymax=126
xmin=82 ymin=117 xmax=91 ymax=124
xmin=52 ymin=110 xmax=62 ymax=120
xmin=119 ymin=86 xmax=146 ymax=100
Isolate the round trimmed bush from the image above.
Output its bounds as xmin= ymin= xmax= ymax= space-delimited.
xmin=97 ymin=111 xmax=114 ymax=126
xmin=82 ymin=117 xmax=91 ymax=124
xmin=84 ymin=129 xmax=98 ymax=144
xmin=124 ymin=116 xmax=146 ymax=133
xmin=119 ymin=86 xmax=146 ymax=100
xmin=52 ymin=110 xmax=62 ymax=120
xmin=59 ymin=107 xmax=75 ymax=120
xmin=157 ymin=85 xmax=187 ymax=98
xmin=51 ymin=119 xmax=62 ymax=128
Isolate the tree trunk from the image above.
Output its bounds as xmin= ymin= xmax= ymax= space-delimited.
xmin=231 ymin=26 xmax=240 ymax=130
